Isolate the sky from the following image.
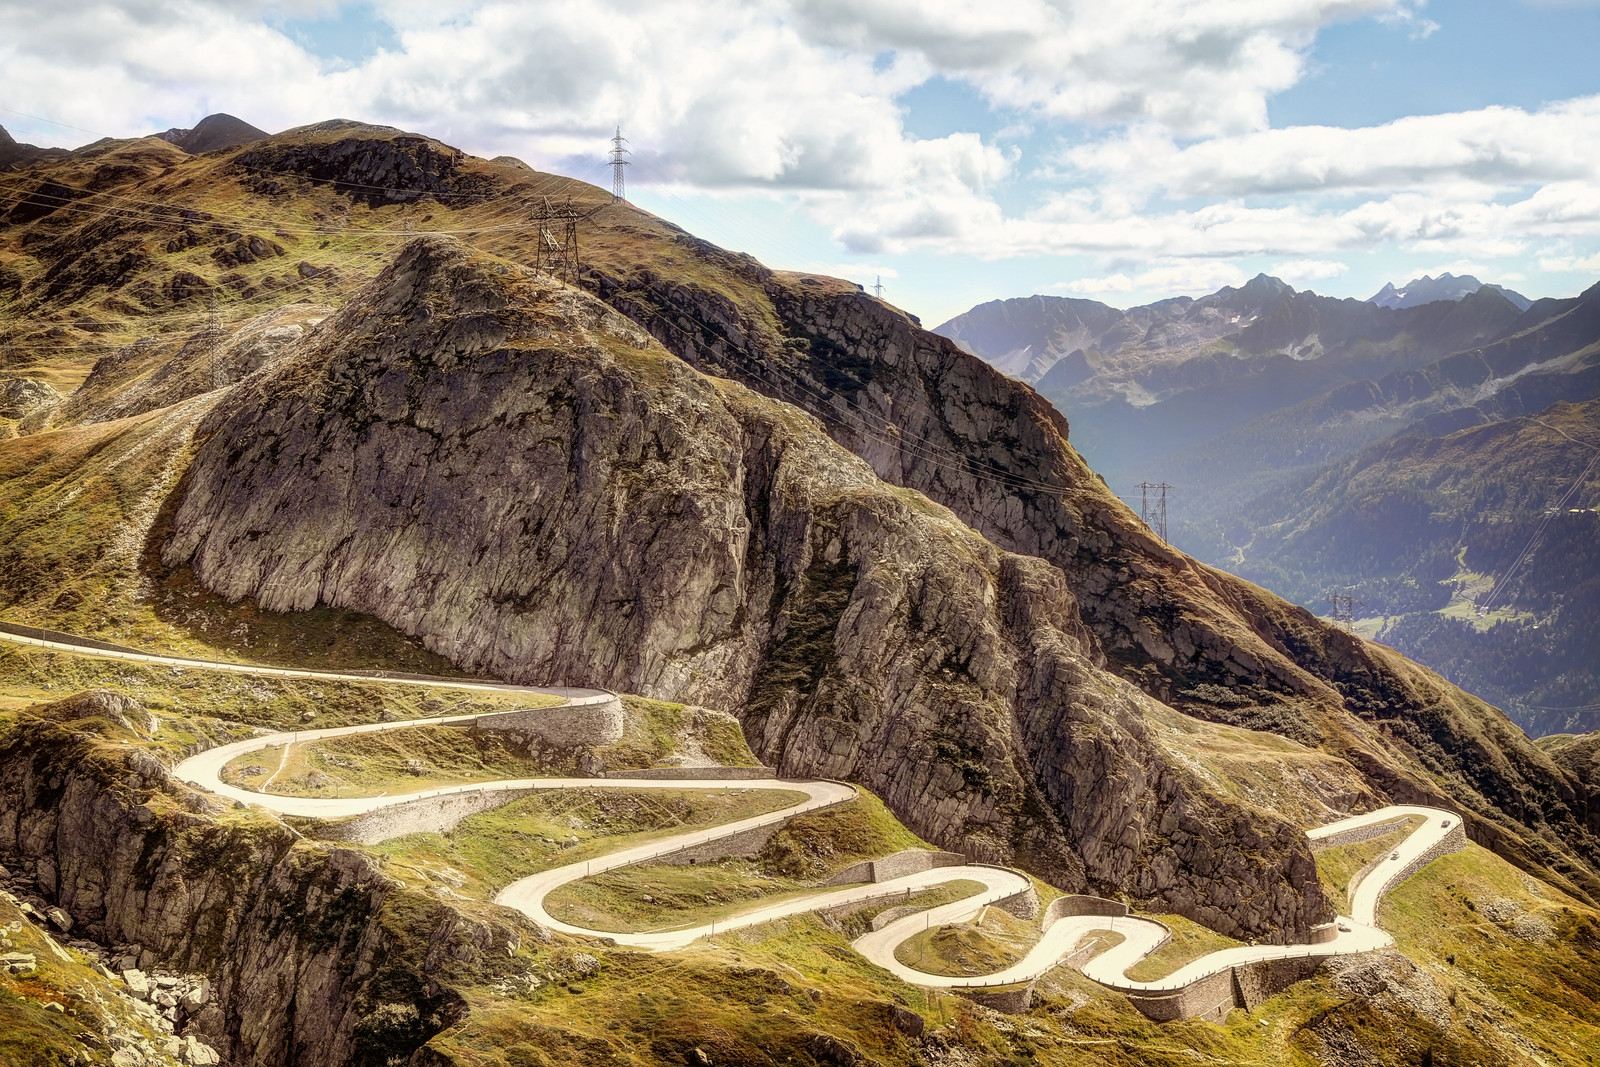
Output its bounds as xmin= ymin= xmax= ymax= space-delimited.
xmin=4 ymin=0 xmax=1600 ymax=327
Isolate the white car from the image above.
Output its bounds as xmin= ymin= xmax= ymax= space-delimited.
xmin=1390 ymin=850 xmax=1400 ymax=860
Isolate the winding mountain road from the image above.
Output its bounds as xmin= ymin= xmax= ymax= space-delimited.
xmin=5 ymin=625 xmax=1460 ymax=1002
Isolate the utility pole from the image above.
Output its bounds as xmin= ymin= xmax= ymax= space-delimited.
xmin=529 ymin=195 xmax=583 ymax=284
xmin=206 ymin=288 xmax=221 ymax=337
xmin=608 ymin=126 xmax=630 ymax=203
xmin=1324 ymin=590 xmax=1361 ymax=628
xmin=1135 ymin=482 xmax=1173 ymax=542
xmin=872 ymin=275 xmax=884 ymax=299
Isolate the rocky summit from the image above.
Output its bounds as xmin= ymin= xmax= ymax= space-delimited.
xmin=1 ymin=118 xmax=1598 ymax=1067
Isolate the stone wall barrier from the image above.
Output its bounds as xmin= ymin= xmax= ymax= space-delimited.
xmin=1309 ymin=814 xmax=1416 ymax=851
xmin=308 ymin=785 xmax=545 ymax=845
xmin=955 ymin=980 xmax=1037 ymax=1014
xmin=1040 ymin=894 xmax=1129 ymax=932
xmin=476 ymin=696 xmax=624 ymax=747
xmin=603 ymin=766 xmax=775 ymax=781
xmin=654 ymin=823 xmax=782 ymax=866
xmin=824 ymin=850 xmax=966 ymax=887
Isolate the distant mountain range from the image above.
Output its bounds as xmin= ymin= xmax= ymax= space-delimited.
xmin=1368 ymin=272 xmax=1531 ymax=311
xmin=1 ymin=112 xmax=265 ymax=171
xmin=940 ymin=275 xmax=1600 ymax=734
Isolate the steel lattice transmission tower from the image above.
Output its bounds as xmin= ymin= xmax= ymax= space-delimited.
xmin=1325 ymin=590 xmax=1362 ymax=628
xmin=1135 ymin=481 xmax=1173 ymax=542
xmin=529 ymin=195 xmax=584 ymax=284
xmin=608 ymin=126 xmax=631 ymax=203
xmin=872 ymin=275 xmax=885 ymax=299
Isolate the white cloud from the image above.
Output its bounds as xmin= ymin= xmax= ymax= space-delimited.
xmin=1540 ymin=251 xmax=1600 ymax=272
xmin=790 ymin=0 xmax=1403 ymax=137
xmin=1054 ymin=259 xmax=1248 ymax=297
xmin=1269 ymin=258 xmax=1350 ymax=284
xmin=3 ymin=0 xmax=1598 ymax=299
xmin=1065 ymin=97 xmax=1600 ymax=199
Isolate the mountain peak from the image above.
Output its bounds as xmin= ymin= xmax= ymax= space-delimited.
xmin=154 ymin=113 xmax=268 ymax=155
xmin=0 ymin=124 xmax=14 ymax=147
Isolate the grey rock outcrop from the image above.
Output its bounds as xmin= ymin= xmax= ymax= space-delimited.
xmin=0 ymin=700 xmax=518 ymax=1067
xmin=0 ymin=376 xmax=60 ymax=419
xmin=589 ymin=242 xmax=1600 ymax=907
xmin=162 ymin=237 xmax=1329 ymax=938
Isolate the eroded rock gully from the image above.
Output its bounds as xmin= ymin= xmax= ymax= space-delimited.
xmin=585 ymin=240 xmax=1600 ymax=906
xmin=162 ymin=237 xmax=1330 ymax=939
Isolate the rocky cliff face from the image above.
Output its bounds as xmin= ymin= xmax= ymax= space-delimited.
xmin=582 ymin=232 xmax=1600 ymax=907
xmin=162 ymin=237 xmax=1330 ymax=938
xmin=0 ymin=692 xmax=514 ymax=1067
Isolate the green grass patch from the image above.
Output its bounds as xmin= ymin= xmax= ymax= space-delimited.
xmin=757 ymin=791 xmax=928 ymax=879
xmin=1379 ymin=842 xmax=1600 ymax=1066
xmin=596 ymin=696 xmax=756 ymax=771
xmin=1120 ymin=913 xmax=1243 ymax=982
xmin=0 ymin=644 xmax=557 ymax=759
xmin=369 ymin=788 xmax=808 ymax=900
xmin=892 ymin=906 xmax=1038 ymax=978
xmin=544 ymin=860 xmax=830 ymax=934
xmin=220 ymin=722 xmax=561 ymax=797
xmin=832 ymin=879 xmax=988 ymax=939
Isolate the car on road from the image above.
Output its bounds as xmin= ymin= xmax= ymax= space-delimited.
xmin=1390 ymin=850 xmax=1400 ymax=860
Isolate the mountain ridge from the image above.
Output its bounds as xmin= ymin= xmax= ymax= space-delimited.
xmin=2 ymin=117 xmax=1597 ymax=914
xmin=1369 ymin=271 xmax=1532 ymax=312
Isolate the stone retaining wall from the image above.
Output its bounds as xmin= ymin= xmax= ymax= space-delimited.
xmin=1127 ymin=967 xmax=1236 ymax=1023
xmin=1234 ymin=957 xmax=1322 ymax=1012
xmin=1382 ymin=821 xmax=1468 ymax=907
xmin=0 ymin=620 xmax=144 ymax=655
xmin=654 ymin=823 xmax=781 ymax=866
xmin=1041 ymin=894 xmax=1128 ymax=932
xmin=1309 ymin=814 xmax=1414 ymax=851
xmin=824 ymin=850 xmax=965 ymax=886
xmin=1308 ymin=922 xmax=1339 ymax=944
xmin=308 ymin=786 xmax=543 ymax=845
xmin=603 ymin=766 xmax=775 ymax=780
xmin=954 ymin=981 xmax=1036 ymax=1013
xmin=476 ymin=697 xmax=624 ymax=747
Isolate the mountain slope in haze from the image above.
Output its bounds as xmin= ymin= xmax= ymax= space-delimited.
xmin=2 ymin=119 xmax=1597 ymax=913
xmin=936 ymin=279 xmax=1530 ymax=508
xmin=942 ymin=275 xmax=1600 ymax=730
xmin=1226 ymin=396 xmax=1600 ymax=738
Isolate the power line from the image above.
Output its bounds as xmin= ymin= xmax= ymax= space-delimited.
xmin=1324 ymin=590 xmax=1361 ymax=629
xmin=1135 ymin=482 xmax=1172 ymax=541
xmin=608 ymin=127 xmax=630 ymax=204
xmin=1476 ymin=449 xmax=1600 ymax=615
